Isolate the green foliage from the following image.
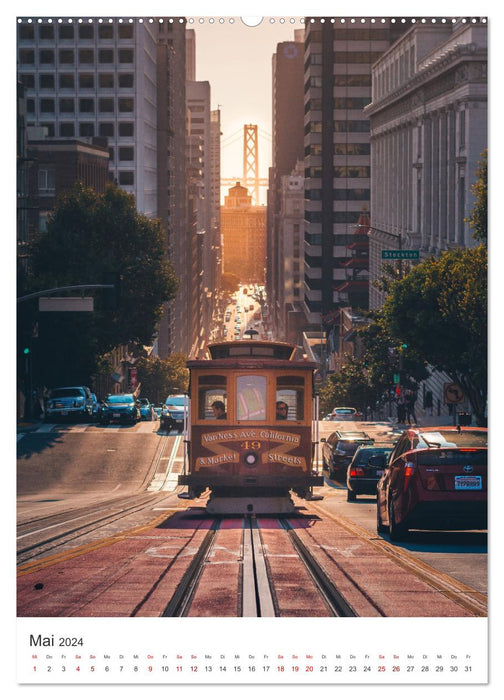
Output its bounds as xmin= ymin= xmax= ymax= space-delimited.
xmin=23 ymin=182 xmax=179 ymax=387
xmin=136 ymin=353 xmax=189 ymax=404
xmin=466 ymin=149 xmax=487 ymax=244
xmin=382 ymin=246 xmax=487 ymax=424
xmin=319 ymin=356 xmax=373 ymax=417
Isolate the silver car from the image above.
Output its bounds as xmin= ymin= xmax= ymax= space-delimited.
xmin=44 ymin=386 xmax=94 ymax=421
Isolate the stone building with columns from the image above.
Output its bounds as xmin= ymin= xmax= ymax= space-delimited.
xmin=365 ymin=19 xmax=487 ymax=310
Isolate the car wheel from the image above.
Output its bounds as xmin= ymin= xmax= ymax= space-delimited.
xmin=388 ymin=500 xmax=408 ymax=541
xmin=376 ymin=502 xmax=387 ymax=534
xmin=347 ymin=489 xmax=357 ymax=502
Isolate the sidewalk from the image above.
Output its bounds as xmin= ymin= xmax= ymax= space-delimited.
xmin=388 ymin=412 xmax=470 ymax=430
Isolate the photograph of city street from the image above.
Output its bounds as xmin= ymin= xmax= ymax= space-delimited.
xmin=16 ymin=12 xmax=487 ymax=655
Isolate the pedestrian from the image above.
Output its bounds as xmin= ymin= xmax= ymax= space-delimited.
xmin=406 ymin=390 xmax=417 ymax=425
xmin=424 ymin=390 xmax=433 ymax=416
xmin=397 ymin=394 xmax=406 ymax=423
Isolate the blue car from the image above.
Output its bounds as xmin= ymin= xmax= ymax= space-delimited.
xmin=99 ymin=394 xmax=140 ymax=425
xmin=138 ymin=398 xmax=155 ymax=421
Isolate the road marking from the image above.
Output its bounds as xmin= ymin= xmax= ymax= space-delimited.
xmin=310 ymin=502 xmax=487 ymax=617
xmin=148 ymin=435 xmax=183 ymax=491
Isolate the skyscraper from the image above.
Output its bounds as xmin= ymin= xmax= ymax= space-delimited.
xmin=268 ymin=34 xmax=305 ymax=339
xmin=17 ymin=17 xmax=161 ymax=218
xmin=302 ymin=19 xmax=407 ymax=328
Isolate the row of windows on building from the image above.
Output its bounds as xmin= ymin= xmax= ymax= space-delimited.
xmin=305 ymin=230 xmax=366 ymax=245
xmin=306 ymin=120 xmax=370 ymax=134
xmin=20 ymin=72 xmax=134 ymax=89
xmin=305 ymin=210 xmax=371 ymax=223
xmin=305 ymin=253 xmax=368 ymax=267
xmin=28 ymin=121 xmax=135 ymax=138
xmin=306 ymin=166 xmax=370 ymax=178
xmin=306 ymin=143 xmax=371 ymax=156
xmin=19 ymin=23 xmax=135 ymax=41
xmin=305 ymin=273 xmax=368 ymax=291
xmin=305 ymin=74 xmax=372 ymax=88
xmin=19 ymin=48 xmax=135 ymax=64
xmin=38 ymin=165 xmax=135 ymax=189
xmin=306 ymin=188 xmax=370 ymax=200
xmin=305 ymin=97 xmax=371 ymax=113
xmin=305 ymin=51 xmax=385 ymax=69
xmin=26 ymin=97 xmax=135 ymax=113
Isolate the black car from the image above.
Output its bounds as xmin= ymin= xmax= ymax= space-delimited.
xmin=346 ymin=446 xmax=393 ymax=501
xmin=160 ymin=394 xmax=188 ymax=433
xmin=99 ymin=393 xmax=140 ymax=425
xmin=321 ymin=431 xmax=374 ymax=478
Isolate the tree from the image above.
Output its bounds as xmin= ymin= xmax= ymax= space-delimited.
xmin=319 ymin=356 xmax=372 ymax=418
xmin=136 ymin=353 xmax=189 ymax=404
xmin=466 ymin=149 xmax=487 ymax=244
xmin=24 ymin=182 xmax=179 ymax=386
xmin=382 ymin=246 xmax=487 ymax=424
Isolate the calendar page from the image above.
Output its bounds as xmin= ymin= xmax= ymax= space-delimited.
xmin=11 ymin=0 xmax=494 ymax=696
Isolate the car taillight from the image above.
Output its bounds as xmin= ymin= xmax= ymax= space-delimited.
xmin=403 ymin=461 xmax=416 ymax=490
xmin=350 ymin=467 xmax=365 ymax=477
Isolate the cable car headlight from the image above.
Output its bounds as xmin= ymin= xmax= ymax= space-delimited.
xmin=244 ymin=452 xmax=258 ymax=467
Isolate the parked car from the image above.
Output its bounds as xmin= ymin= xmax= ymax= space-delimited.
xmin=44 ymin=386 xmax=94 ymax=422
xmin=376 ymin=426 xmax=487 ymax=541
xmin=346 ymin=446 xmax=393 ymax=501
xmin=138 ymin=398 xmax=155 ymax=421
xmin=330 ymin=407 xmax=363 ymax=421
xmin=99 ymin=393 xmax=140 ymax=425
xmin=160 ymin=394 xmax=188 ymax=433
xmin=321 ymin=430 xmax=374 ymax=478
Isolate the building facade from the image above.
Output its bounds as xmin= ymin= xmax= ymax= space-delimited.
xmin=156 ymin=20 xmax=188 ymax=357
xmin=365 ymin=20 xmax=488 ymax=309
xmin=278 ymin=161 xmax=304 ymax=342
xmin=221 ymin=183 xmax=267 ymax=284
xmin=302 ymin=19 xmax=407 ymax=329
xmin=268 ymin=35 xmax=305 ymax=338
xmin=17 ymin=17 xmax=160 ymax=218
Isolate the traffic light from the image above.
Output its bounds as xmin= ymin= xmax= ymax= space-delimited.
xmin=23 ymin=347 xmax=30 ymax=355
xmin=103 ymin=273 xmax=121 ymax=311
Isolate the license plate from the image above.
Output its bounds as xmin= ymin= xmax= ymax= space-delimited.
xmin=455 ymin=475 xmax=482 ymax=490
xmin=61 ymin=411 xmax=68 ymax=416
xmin=376 ymin=470 xmax=383 ymax=477
xmin=113 ymin=413 xmax=121 ymax=418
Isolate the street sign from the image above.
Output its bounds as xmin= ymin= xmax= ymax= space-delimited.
xmin=39 ymin=296 xmax=94 ymax=311
xmin=444 ymin=383 xmax=464 ymax=404
xmin=382 ymin=250 xmax=420 ymax=260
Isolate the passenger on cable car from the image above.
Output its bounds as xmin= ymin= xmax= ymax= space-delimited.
xmin=276 ymin=401 xmax=289 ymax=420
xmin=211 ymin=400 xmax=227 ymax=419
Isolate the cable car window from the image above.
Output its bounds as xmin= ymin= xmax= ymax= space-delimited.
xmin=236 ymin=375 xmax=266 ymax=421
xmin=276 ymin=376 xmax=305 ymax=421
xmin=198 ymin=375 xmax=227 ymax=420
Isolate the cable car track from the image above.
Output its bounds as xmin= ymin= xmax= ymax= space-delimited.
xmin=16 ymin=492 xmax=172 ymax=564
xmin=161 ymin=516 xmax=359 ymax=617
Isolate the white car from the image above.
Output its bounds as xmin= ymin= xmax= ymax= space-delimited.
xmin=330 ymin=407 xmax=363 ymax=421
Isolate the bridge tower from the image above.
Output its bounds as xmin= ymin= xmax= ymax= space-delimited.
xmin=242 ymin=124 xmax=260 ymax=206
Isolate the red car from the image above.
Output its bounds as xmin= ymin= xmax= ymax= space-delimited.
xmin=375 ymin=426 xmax=487 ymax=541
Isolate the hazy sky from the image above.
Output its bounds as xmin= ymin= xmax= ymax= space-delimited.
xmin=193 ymin=17 xmax=303 ymax=202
